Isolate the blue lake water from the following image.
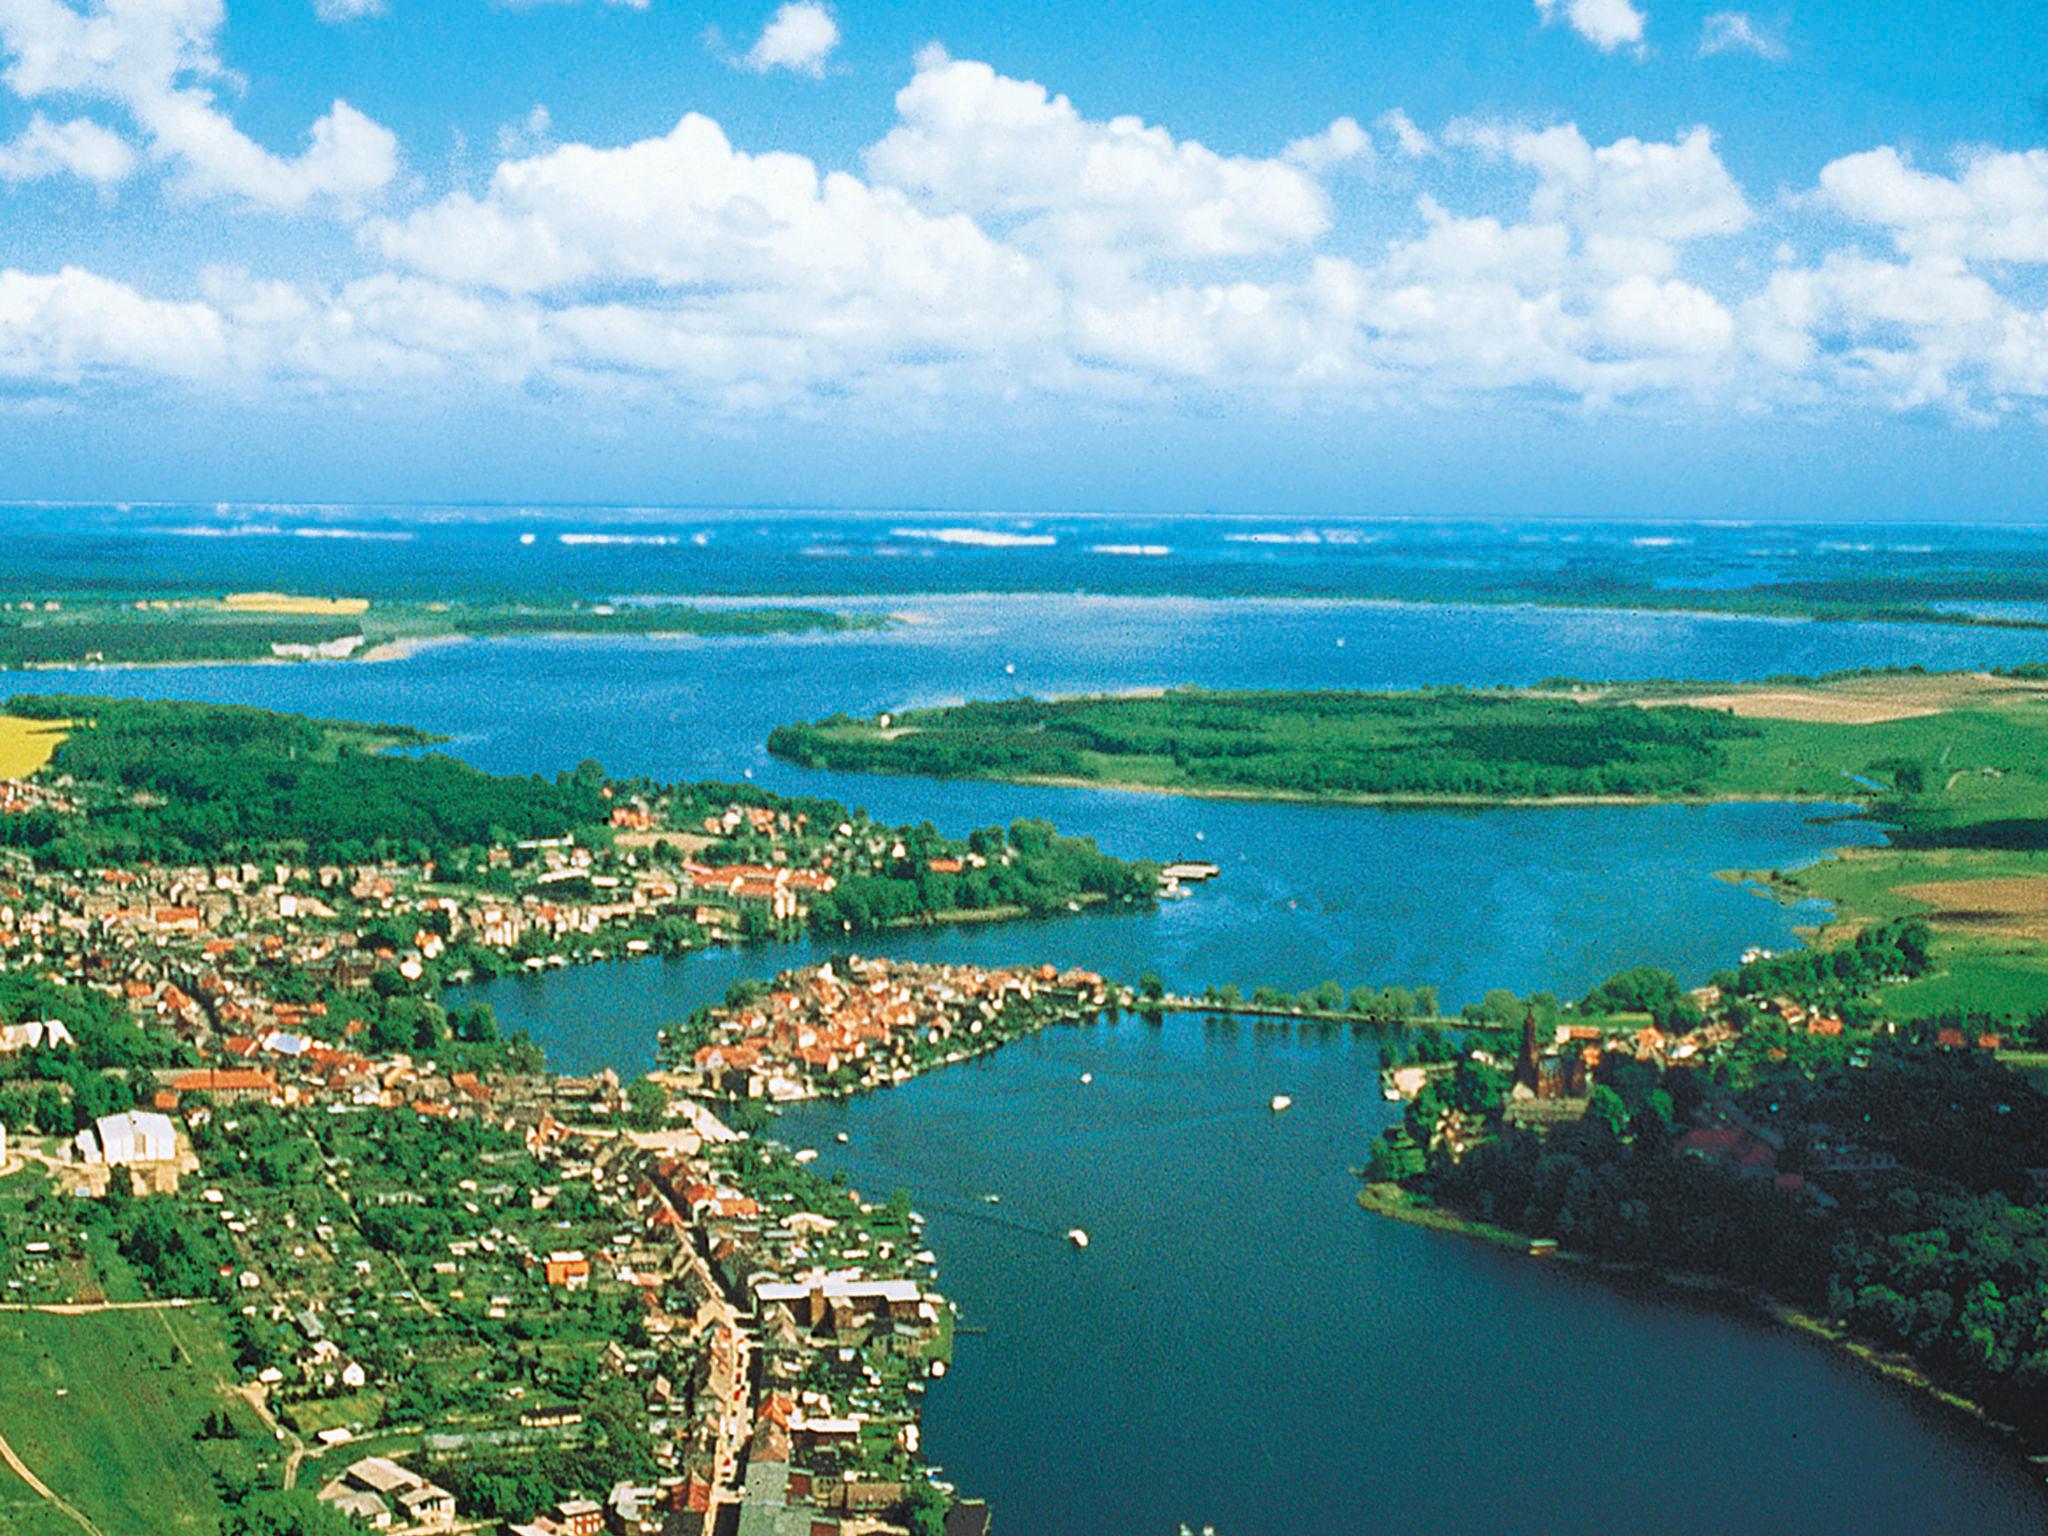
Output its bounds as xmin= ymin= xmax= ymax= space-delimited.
xmin=19 ymin=505 xmax=2048 ymax=606
xmin=776 ymin=1017 xmax=2048 ymax=1536
xmin=18 ymin=594 xmax=2048 ymax=791
xmin=16 ymin=594 xmax=2048 ymax=1532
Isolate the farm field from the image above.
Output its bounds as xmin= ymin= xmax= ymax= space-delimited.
xmin=221 ymin=593 xmax=371 ymax=616
xmin=0 ymin=714 xmax=67 ymax=778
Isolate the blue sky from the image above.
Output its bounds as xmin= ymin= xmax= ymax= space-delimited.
xmin=1 ymin=0 xmax=2047 ymax=515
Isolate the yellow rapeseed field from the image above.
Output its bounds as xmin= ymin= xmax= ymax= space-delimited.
xmin=0 ymin=715 xmax=67 ymax=777
xmin=221 ymin=591 xmax=371 ymax=616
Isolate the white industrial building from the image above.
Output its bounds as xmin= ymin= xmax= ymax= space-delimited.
xmin=75 ymin=1109 xmax=179 ymax=1167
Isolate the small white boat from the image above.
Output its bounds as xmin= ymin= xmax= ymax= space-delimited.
xmin=984 ymin=1193 xmax=1001 ymax=1204
xmin=1269 ymin=1095 xmax=1293 ymax=1113
xmin=794 ymin=1148 xmax=819 ymax=1163
xmin=1066 ymin=1228 xmax=1090 ymax=1249
xmin=1079 ymin=1072 xmax=1093 ymax=1085
xmin=835 ymin=1132 xmax=850 ymax=1144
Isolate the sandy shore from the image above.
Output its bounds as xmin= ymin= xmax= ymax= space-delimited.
xmin=358 ymin=635 xmax=469 ymax=664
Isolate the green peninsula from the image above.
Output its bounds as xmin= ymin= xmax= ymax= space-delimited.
xmin=767 ymin=670 xmax=2048 ymax=803
xmin=0 ymin=594 xmax=884 ymax=670
xmin=772 ymin=669 xmax=2048 ymax=1024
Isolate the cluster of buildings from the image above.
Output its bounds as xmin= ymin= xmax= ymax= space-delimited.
xmin=624 ymin=1130 xmax=958 ymax=1536
xmin=0 ymin=777 xmax=71 ymax=816
xmin=173 ymin=1070 xmax=955 ymax=1535
xmin=318 ymin=1456 xmax=457 ymax=1530
xmin=0 ymin=797 xmax=902 ymax=1043
xmin=0 ymin=776 xmax=1045 ymax=1534
xmin=1395 ymin=969 xmax=1944 ymax=1208
xmin=683 ymin=957 xmax=1110 ymax=1100
xmin=148 ymin=1004 xmax=971 ymax=1535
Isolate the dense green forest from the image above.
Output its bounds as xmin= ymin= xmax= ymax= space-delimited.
xmin=770 ymin=688 xmax=1762 ymax=799
xmin=0 ymin=696 xmax=605 ymax=864
xmin=0 ymin=614 xmax=363 ymax=668
xmin=806 ymin=816 xmax=1157 ymax=929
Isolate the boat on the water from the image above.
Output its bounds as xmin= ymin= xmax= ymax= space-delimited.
xmin=1066 ymin=1227 xmax=1090 ymax=1249
xmin=1270 ymin=1095 xmax=1293 ymax=1113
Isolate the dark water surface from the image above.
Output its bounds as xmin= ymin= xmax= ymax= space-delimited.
xmin=463 ymin=956 xmax=2048 ymax=1536
xmin=18 ymin=596 xmax=2048 ymax=1533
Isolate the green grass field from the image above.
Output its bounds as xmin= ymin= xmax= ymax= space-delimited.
xmin=0 ymin=1477 xmax=95 ymax=1536
xmin=1875 ymin=946 xmax=2048 ymax=1021
xmin=0 ymin=1306 xmax=268 ymax=1536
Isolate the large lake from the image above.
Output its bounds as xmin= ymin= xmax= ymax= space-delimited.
xmin=20 ymin=595 xmax=2048 ymax=1533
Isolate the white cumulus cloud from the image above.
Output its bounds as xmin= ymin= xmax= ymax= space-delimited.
xmin=1819 ymin=145 xmax=2048 ymax=263
xmin=0 ymin=110 xmax=132 ymax=181
xmin=0 ymin=42 xmax=2044 ymax=428
xmin=865 ymin=51 xmax=1333 ymax=267
xmin=1284 ymin=116 xmax=1372 ymax=175
xmin=1512 ymin=124 xmax=1750 ymax=244
xmin=739 ymin=2 xmax=838 ymax=77
xmin=0 ymin=0 xmax=399 ymax=210
xmin=1596 ymin=273 xmax=1733 ymax=356
xmin=0 ymin=264 xmax=226 ymax=380
xmin=1534 ymin=0 xmax=1648 ymax=55
xmin=366 ymin=107 xmax=1062 ymax=389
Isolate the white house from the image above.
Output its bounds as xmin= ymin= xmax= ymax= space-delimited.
xmin=0 ymin=1019 xmax=74 ymax=1053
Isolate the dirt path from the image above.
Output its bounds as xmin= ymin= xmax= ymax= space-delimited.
xmin=0 ymin=1299 xmax=198 ymax=1315
xmin=0 ymin=1427 xmax=106 ymax=1536
xmin=234 ymin=1382 xmax=308 ymax=1489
